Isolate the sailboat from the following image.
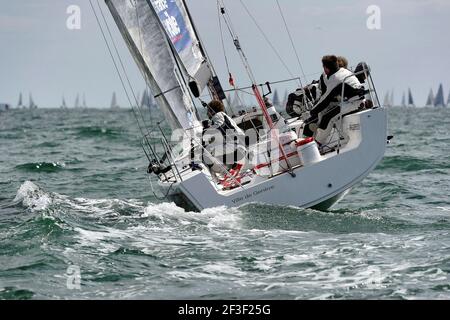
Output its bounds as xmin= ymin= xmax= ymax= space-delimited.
xmin=110 ymin=92 xmax=120 ymax=109
xmin=447 ymin=90 xmax=450 ymax=107
xmin=401 ymin=92 xmax=406 ymax=107
xmin=383 ymin=92 xmax=391 ymax=108
xmin=434 ymin=84 xmax=445 ymax=107
xmin=102 ymin=0 xmax=388 ymax=211
xmin=82 ymin=94 xmax=88 ymax=109
xmin=74 ymin=94 xmax=80 ymax=108
xmin=61 ymin=96 xmax=68 ymax=109
xmin=407 ymin=88 xmax=415 ymax=107
xmin=17 ymin=93 xmax=25 ymax=109
xmin=140 ymin=89 xmax=154 ymax=109
xmin=272 ymin=89 xmax=280 ymax=107
xmin=426 ymin=89 xmax=435 ymax=107
xmin=390 ymin=90 xmax=395 ymax=107
xmin=29 ymin=93 xmax=37 ymax=109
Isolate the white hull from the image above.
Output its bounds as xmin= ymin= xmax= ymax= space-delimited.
xmin=158 ymin=108 xmax=387 ymax=211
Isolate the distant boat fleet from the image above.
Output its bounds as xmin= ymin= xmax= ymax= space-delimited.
xmin=1 ymin=90 xmax=159 ymax=110
xmin=383 ymin=83 xmax=449 ymax=107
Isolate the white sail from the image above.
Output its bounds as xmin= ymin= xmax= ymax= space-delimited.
xmin=74 ymin=94 xmax=80 ymax=108
xmin=151 ymin=0 xmax=213 ymax=90
xmin=106 ymin=0 xmax=205 ymax=130
xmin=390 ymin=90 xmax=394 ymax=107
xmin=426 ymin=89 xmax=435 ymax=107
xmin=111 ymin=92 xmax=119 ymax=109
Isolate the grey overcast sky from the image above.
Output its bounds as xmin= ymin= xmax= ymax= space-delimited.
xmin=0 ymin=0 xmax=449 ymax=108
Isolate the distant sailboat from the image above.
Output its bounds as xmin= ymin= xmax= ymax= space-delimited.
xmin=383 ymin=91 xmax=394 ymax=108
xmin=447 ymin=90 xmax=450 ymax=107
xmin=401 ymin=92 xmax=406 ymax=107
xmin=17 ymin=93 xmax=25 ymax=108
xmin=74 ymin=94 xmax=80 ymax=108
xmin=434 ymin=84 xmax=445 ymax=107
xmin=82 ymin=94 xmax=88 ymax=109
xmin=425 ymin=89 xmax=434 ymax=107
xmin=29 ymin=93 xmax=37 ymax=109
xmin=61 ymin=96 xmax=68 ymax=109
xmin=272 ymin=89 xmax=280 ymax=107
xmin=383 ymin=92 xmax=390 ymax=107
xmin=407 ymin=88 xmax=415 ymax=107
xmin=111 ymin=92 xmax=120 ymax=109
xmin=140 ymin=89 xmax=154 ymax=109
xmin=390 ymin=90 xmax=395 ymax=107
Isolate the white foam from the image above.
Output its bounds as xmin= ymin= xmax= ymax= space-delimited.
xmin=14 ymin=181 xmax=52 ymax=212
xmin=142 ymin=203 xmax=243 ymax=229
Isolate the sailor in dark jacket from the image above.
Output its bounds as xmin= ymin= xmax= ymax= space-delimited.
xmin=304 ymin=55 xmax=364 ymax=138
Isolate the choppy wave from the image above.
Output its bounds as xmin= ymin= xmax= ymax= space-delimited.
xmin=15 ymin=162 xmax=66 ymax=173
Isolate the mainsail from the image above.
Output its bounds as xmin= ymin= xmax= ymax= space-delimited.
xmin=426 ymin=89 xmax=434 ymax=107
xmin=434 ymin=84 xmax=445 ymax=107
xmin=105 ymin=0 xmax=213 ymax=130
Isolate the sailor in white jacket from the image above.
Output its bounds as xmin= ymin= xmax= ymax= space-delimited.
xmin=203 ymin=100 xmax=246 ymax=172
xmin=304 ymin=55 xmax=364 ymax=138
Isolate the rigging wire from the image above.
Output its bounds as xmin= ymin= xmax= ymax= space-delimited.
xmin=217 ymin=4 xmax=244 ymax=114
xmin=95 ymin=0 xmax=151 ymax=135
xmin=275 ymin=0 xmax=307 ymax=86
xmin=88 ymin=0 xmax=153 ymax=160
xmin=238 ymin=0 xmax=299 ymax=85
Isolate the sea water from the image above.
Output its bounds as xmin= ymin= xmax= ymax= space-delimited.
xmin=0 ymin=107 xmax=449 ymax=299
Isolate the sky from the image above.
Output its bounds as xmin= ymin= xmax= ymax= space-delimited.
xmin=0 ymin=0 xmax=449 ymax=108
